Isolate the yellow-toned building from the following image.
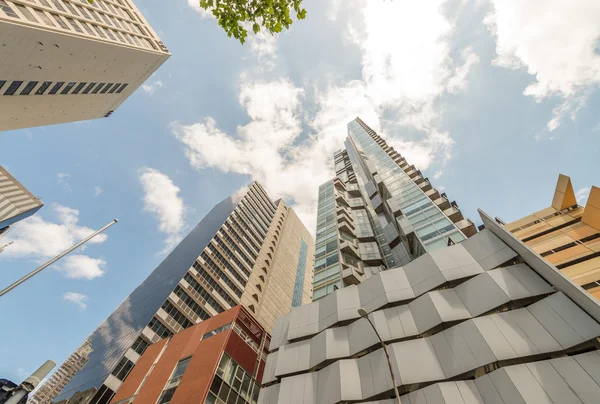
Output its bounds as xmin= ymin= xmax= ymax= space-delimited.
xmin=505 ymin=174 xmax=600 ymax=299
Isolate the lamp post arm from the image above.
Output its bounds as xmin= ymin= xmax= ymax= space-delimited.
xmin=365 ymin=317 xmax=402 ymax=404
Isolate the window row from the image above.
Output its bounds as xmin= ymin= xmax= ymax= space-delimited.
xmin=193 ymin=260 xmax=243 ymax=298
xmin=214 ymin=236 xmax=252 ymax=277
xmin=207 ymin=354 xmax=260 ymax=404
xmin=183 ymin=272 xmax=227 ymax=312
xmin=173 ymin=285 xmax=211 ymax=321
xmin=0 ymin=0 xmax=157 ymax=50
xmin=0 ymin=80 xmax=128 ymax=96
xmin=161 ymin=300 xmax=194 ymax=329
xmin=205 ymin=246 xmax=249 ymax=285
xmin=147 ymin=317 xmax=172 ymax=340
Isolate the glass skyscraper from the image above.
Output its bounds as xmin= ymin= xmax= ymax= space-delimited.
xmin=313 ymin=117 xmax=477 ymax=300
xmin=50 ymin=182 xmax=314 ymax=404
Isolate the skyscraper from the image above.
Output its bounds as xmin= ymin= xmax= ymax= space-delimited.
xmin=28 ymin=340 xmax=93 ymax=404
xmin=50 ymin=182 xmax=314 ymax=404
xmin=504 ymin=174 xmax=600 ymax=299
xmin=313 ymin=117 xmax=477 ymax=300
xmin=0 ymin=0 xmax=170 ymax=131
xmin=258 ymin=209 xmax=600 ymax=404
xmin=0 ymin=164 xmax=43 ymax=236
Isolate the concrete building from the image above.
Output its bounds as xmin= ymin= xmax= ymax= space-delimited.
xmin=504 ymin=174 xmax=600 ymax=300
xmin=0 ymin=164 xmax=43 ymax=236
xmin=0 ymin=0 xmax=170 ymax=131
xmin=259 ymin=209 xmax=600 ymax=404
xmin=28 ymin=340 xmax=92 ymax=404
xmin=50 ymin=182 xmax=314 ymax=404
xmin=313 ymin=117 xmax=477 ymax=300
xmin=109 ymin=305 xmax=268 ymax=404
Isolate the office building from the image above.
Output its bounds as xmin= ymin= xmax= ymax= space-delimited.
xmin=0 ymin=164 xmax=43 ymax=236
xmin=258 ymin=209 xmax=600 ymax=404
xmin=28 ymin=340 xmax=92 ymax=404
xmin=50 ymin=182 xmax=314 ymax=404
xmin=109 ymin=305 xmax=268 ymax=404
xmin=504 ymin=174 xmax=600 ymax=299
xmin=0 ymin=0 xmax=170 ymax=131
xmin=313 ymin=117 xmax=476 ymax=300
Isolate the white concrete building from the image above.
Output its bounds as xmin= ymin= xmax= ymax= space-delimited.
xmin=0 ymin=0 xmax=170 ymax=131
xmin=0 ymin=164 xmax=42 ymax=235
xmin=259 ymin=210 xmax=600 ymax=404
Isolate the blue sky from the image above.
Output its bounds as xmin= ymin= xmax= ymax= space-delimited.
xmin=1 ymin=0 xmax=600 ymax=383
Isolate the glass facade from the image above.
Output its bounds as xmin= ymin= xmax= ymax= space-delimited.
xmin=291 ymin=239 xmax=308 ymax=307
xmin=312 ymin=118 xmax=475 ymax=301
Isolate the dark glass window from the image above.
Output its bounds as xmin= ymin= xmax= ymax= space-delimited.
xmin=131 ymin=337 xmax=148 ymax=355
xmin=67 ymin=17 xmax=82 ymax=33
xmin=51 ymin=13 xmax=68 ymax=29
xmin=61 ymin=82 xmax=76 ymax=94
xmin=116 ymin=83 xmax=128 ymax=93
xmin=35 ymin=81 xmax=52 ymax=95
xmin=111 ymin=357 xmax=134 ymax=381
xmin=51 ymin=0 xmax=64 ymax=12
xmin=157 ymin=387 xmax=176 ymax=404
xmin=72 ymin=82 xmax=86 ymax=94
xmin=4 ymin=81 xmax=23 ymax=95
xmin=20 ymin=81 xmax=38 ymax=95
xmin=48 ymin=82 xmax=64 ymax=94
xmin=108 ymin=83 xmax=121 ymax=93
xmin=0 ymin=81 xmax=5 ymax=90
xmin=100 ymin=83 xmax=113 ymax=94
xmin=92 ymin=83 xmax=105 ymax=94
xmin=0 ymin=0 xmax=18 ymax=18
xmin=82 ymin=82 xmax=96 ymax=94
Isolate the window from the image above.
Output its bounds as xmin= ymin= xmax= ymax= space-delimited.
xmin=91 ymin=83 xmax=105 ymax=94
xmin=147 ymin=317 xmax=172 ymax=339
xmin=35 ymin=81 xmax=52 ymax=94
xmin=108 ymin=83 xmax=121 ymax=93
xmin=93 ymin=24 xmax=106 ymax=38
xmin=66 ymin=17 xmax=82 ymax=32
xmin=51 ymin=13 xmax=69 ymax=29
xmin=82 ymin=82 xmax=96 ymax=94
xmin=116 ymin=83 xmax=128 ymax=93
xmin=16 ymin=4 xmax=38 ymax=22
xmin=131 ymin=337 xmax=149 ymax=356
xmin=205 ymin=354 xmax=260 ymax=404
xmin=34 ymin=9 xmax=54 ymax=26
xmin=20 ymin=81 xmax=38 ymax=95
xmin=100 ymin=83 xmax=113 ymax=94
xmin=38 ymin=0 xmax=51 ymax=7
xmin=0 ymin=0 xmax=18 ymax=17
xmin=157 ymin=357 xmax=192 ymax=404
xmin=202 ymin=323 xmax=232 ymax=340
xmin=48 ymin=82 xmax=64 ymax=94
xmin=71 ymin=82 xmax=86 ymax=94
xmin=0 ymin=81 xmax=6 ymax=90
xmin=51 ymin=0 xmax=64 ymax=12
xmin=105 ymin=28 xmax=116 ymax=40
xmin=81 ymin=21 xmax=95 ymax=36
xmin=111 ymin=357 xmax=134 ymax=381
xmin=76 ymin=4 xmax=90 ymax=19
xmin=4 ymin=81 xmax=23 ymax=95
xmin=63 ymin=0 xmax=77 ymax=15
xmin=60 ymin=82 xmax=76 ymax=94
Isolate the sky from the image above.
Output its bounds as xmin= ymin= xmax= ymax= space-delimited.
xmin=1 ymin=0 xmax=600 ymax=384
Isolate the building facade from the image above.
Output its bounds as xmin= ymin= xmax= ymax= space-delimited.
xmin=504 ymin=174 xmax=600 ymax=300
xmin=0 ymin=164 xmax=43 ymax=236
xmin=0 ymin=0 xmax=170 ymax=131
xmin=50 ymin=182 xmax=314 ymax=404
xmin=259 ymin=209 xmax=600 ymax=404
xmin=109 ymin=306 xmax=268 ymax=404
xmin=28 ymin=340 xmax=93 ymax=404
xmin=313 ymin=118 xmax=476 ymax=300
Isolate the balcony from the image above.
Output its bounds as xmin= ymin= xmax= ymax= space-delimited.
xmin=341 ymin=259 xmax=364 ymax=285
xmin=456 ymin=218 xmax=477 ymax=238
xmin=425 ymin=188 xmax=440 ymax=201
xmin=334 ymin=190 xmax=349 ymax=207
xmin=333 ymin=177 xmax=346 ymax=191
xmin=418 ymin=179 xmax=432 ymax=192
xmin=443 ymin=206 xmax=464 ymax=223
xmin=336 ymin=204 xmax=352 ymax=220
xmin=338 ymin=220 xmax=355 ymax=235
xmin=348 ymin=198 xmax=365 ymax=209
xmin=433 ymin=195 xmax=451 ymax=211
xmin=346 ymin=183 xmax=361 ymax=197
xmin=339 ymin=239 xmax=360 ymax=259
xmin=413 ymin=175 xmax=427 ymax=186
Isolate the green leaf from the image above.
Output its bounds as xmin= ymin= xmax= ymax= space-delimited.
xmin=200 ymin=0 xmax=207 ymax=8
xmin=87 ymin=0 xmax=93 ymax=4
xmin=298 ymin=8 xmax=306 ymax=19
xmin=252 ymin=23 xmax=260 ymax=33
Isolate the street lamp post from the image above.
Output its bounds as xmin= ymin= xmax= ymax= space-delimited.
xmin=358 ymin=308 xmax=401 ymax=404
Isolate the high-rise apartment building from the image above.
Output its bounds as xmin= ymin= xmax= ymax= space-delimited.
xmin=258 ymin=209 xmax=600 ymax=404
xmin=109 ymin=306 xmax=268 ymax=404
xmin=50 ymin=182 xmax=314 ymax=404
xmin=0 ymin=0 xmax=170 ymax=131
xmin=313 ymin=117 xmax=476 ymax=299
xmin=0 ymin=164 xmax=43 ymax=236
xmin=504 ymin=174 xmax=600 ymax=299
xmin=28 ymin=340 xmax=93 ymax=404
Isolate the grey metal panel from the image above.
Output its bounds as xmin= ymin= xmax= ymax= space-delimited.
xmin=309 ymin=327 xmax=327 ymax=368
xmin=358 ymin=348 xmax=393 ymax=399
xmin=326 ymin=327 xmax=350 ymax=361
xmin=339 ymin=359 xmax=362 ymax=401
xmin=392 ymin=338 xmax=445 ymax=385
xmin=336 ymin=286 xmax=362 ymax=323
xmin=573 ymin=351 xmax=600 ymax=386
xmin=455 ymin=273 xmax=509 ymax=317
xmin=445 ymin=320 xmax=495 ymax=372
xmin=504 ymin=364 xmax=556 ymax=404
xmin=430 ymin=330 xmax=463 ymax=378
xmin=390 ymin=305 xmax=419 ymax=339
xmin=348 ymin=317 xmax=379 ymax=355
xmin=270 ymin=314 xmax=290 ymax=352
xmin=550 ymin=355 xmax=600 ymax=404
xmin=422 ymin=384 xmax=445 ymax=403
xmin=504 ymin=263 xmax=554 ymax=297
xmin=488 ymin=310 xmax=548 ymax=358
xmin=536 ymin=292 xmax=600 ymax=343
xmin=317 ymin=360 xmax=342 ymax=404
xmin=262 ymin=351 xmax=278 ymax=384
xmin=503 ymin=308 xmax=560 ymax=354
xmin=257 ymin=383 xmax=280 ymax=404
xmin=429 ymin=243 xmax=484 ymax=282
xmin=473 ymin=374 xmax=508 ymax=404
xmin=380 ymin=267 xmax=415 ymax=306
xmin=487 ymin=368 xmax=527 ymax=404
xmin=472 ymin=315 xmax=515 ymax=360
xmin=358 ymin=273 xmax=388 ymax=314
xmin=523 ymin=360 xmax=584 ymax=404
xmin=410 ymin=293 xmax=442 ymax=334
xmin=371 ymin=308 xmax=394 ymax=341
xmin=429 ymin=289 xmax=471 ymax=323
xmin=454 ymin=381 xmax=486 ymax=404
xmin=487 ymin=267 xmax=532 ymax=300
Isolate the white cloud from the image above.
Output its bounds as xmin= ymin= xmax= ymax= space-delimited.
xmin=485 ymin=0 xmax=600 ymax=131
xmin=57 ymin=173 xmax=72 ymax=193
xmin=186 ymin=0 xmax=213 ymax=18
xmin=93 ymin=186 xmax=102 ymax=197
xmin=576 ymin=187 xmax=591 ymax=204
xmin=139 ymin=168 xmax=187 ymax=250
xmin=173 ymin=1 xmax=478 ymax=231
xmin=0 ymin=204 xmax=108 ymax=280
xmin=142 ymin=80 xmax=165 ymax=95
xmin=63 ymin=292 xmax=88 ymax=311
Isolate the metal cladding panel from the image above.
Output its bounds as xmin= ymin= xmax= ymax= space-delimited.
xmin=357 ymin=348 xmax=393 ymax=399
xmin=55 ymin=193 xmax=240 ymax=402
xmin=257 ymin=383 xmax=279 ymax=404
xmin=503 ymin=263 xmax=555 ymax=296
xmin=521 ymin=360 xmax=584 ymax=404
xmin=574 ymin=351 xmax=600 ymax=385
xmin=392 ymin=338 xmax=444 ymax=385
xmin=269 ymin=314 xmax=290 ymax=351
xmin=551 ymin=355 xmax=600 ymax=403
xmin=429 ymin=289 xmax=471 ymax=323
xmin=262 ymin=351 xmax=278 ymax=385
xmin=487 ymin=267 xmax=534 ymax=300
xmin=409 ymin=293 xmax=442 ymax=334
xmin=486 ymin=369 xmax=528 ymax=404
xmin=455 ymin=272 xmax=509 ymax=317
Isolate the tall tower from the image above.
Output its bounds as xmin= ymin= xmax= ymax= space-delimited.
xmin=0 ymin=164 xmax=43 ymax=236
xmin=0 ymin=0 xmax=170 ymax=131
xmin=49 ymin=182 xmax=314 ymax=404
xmin=28 ymin=340 xmax=93 ymax=404
xmin=504 ymin=174 xmax=600 ymax=300
xmin=313 ymin=117 xmax=476 ymax=300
